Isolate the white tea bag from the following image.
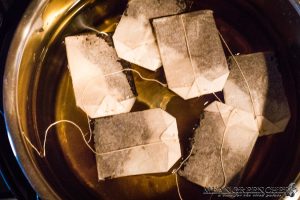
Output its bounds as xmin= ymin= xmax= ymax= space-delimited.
xmin=65 ymin=34 xmax=136 ymax=118
xmin=93 ymin=108 xmax=181 ymax=180
xmin=180 ymin=102 xmax=259 ymax=188
xmin=223 ymin=52 xmax=291 ymax=136
xmin=153 ymin=10 xmax=229 ymax=99
xmin=113 ymin=0 xmax=186 ymax=71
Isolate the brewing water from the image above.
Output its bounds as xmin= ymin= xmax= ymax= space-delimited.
xmin=47 ymin=0 xmax=296 ymax=199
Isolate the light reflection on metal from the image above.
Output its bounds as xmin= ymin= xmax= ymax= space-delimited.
xmin=289 ymin=0 xmax=300 ymax=15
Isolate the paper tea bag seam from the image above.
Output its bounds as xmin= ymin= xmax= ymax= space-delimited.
xmin=153 ymin=15 xmax=194 ymax=98
xmin=65 ymin=34 xmax=136 ymax=118
xmin=153 ymin=15 xmax=195 ymax=99
xmin=180 ymin=110 xmax=225 ymax=187
xmin=160 ymin=110 xmax=179 ymax=139
xmin=208 ymin=101 xmax=236 ymax=188
xmin=217 ymin=35 xmax=265 ymax=132
xmin=215 ymin=100 xmax=230 ymax=129
xmin=180 ymin=102 xmax=259 ymax=188
xmin=113 ymin=0 xmax=187 ymax=71
xmin=158 ymin=110 xmax=182 ymax=168
xmin=94 ymin=109 xmax=177 ymax=151
xmin=97 ymin=143 xmax=169 ymax=180
xmin=153 ymin=10 xmax=229 ymax=99
xmin=76 ymin=72 xmax=116 ymax=115
xmin=218 ymin=107 xmax=240 ymax=187
xmin=217 ymin=31 xmax=259 ymax=118
xmin=182 ymin=11 xmax=230 ymax=80
xmin=93 ymin=95 xmax=132 ymax=118
xmin=93 ymin=108 xmax=181 ymax=179
xmin=223 ymin=52 xmax=291 ymax=135
xmin=180 ymin=15 xmax=230 ymax=99
xmin=94 ymin=112 xmax=178 ymax=154
xmin=256 ymin=115 xmax=289 ymax=134
xmin=227 ymin=56 xmax=258 ymax=116
xmin=179 ymin=15 xmax=202 ymax=98
xmin=98 ymin=139 xmax=178 ymax=155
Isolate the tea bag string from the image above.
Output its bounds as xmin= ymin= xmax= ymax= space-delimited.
xmin=43 ymin=120 xmax=94 ymax=157
xmin=78 ymin=68 xmax=167 ymax=116
xmin=99 ymin=138 xmax=180 ymax=155
xmin=81 ymin=23 xmax=109 ymax=37
xmin=212 ymin=92 xmax=223 ymax=102
xmin=84 ymin=27 xmax=166 ymax=87
xmin=19 ymin=119 xmax=96 ymax=157
xmin=86 ymin=114 xmax=93 ymax=143
xmin=218 ymin=32 xmax=257 ymax=118
xmin=175 ymin=173 xmax=184 ymax=200
xmin=104 ymin=68 xmax=167 ymax=87
xmin=212 ymin=90 xmax=226 ymax=192
xmin=1 ymin=105 xmax=41 ymax=155
xmin=170 ymin=102 xmax=233 ymax=198
xmin=21 ymin=118 xmax=179 ymax=158
xmin=20 ymin=120 xmax=95 ymax=158
xmin=172 ymin=146 xmax=195 ymax=200
xmin=215 ymin=102 xmax=238 ymax=188
xmin=172 ymin=146 xmax=195 ymax=174
xmin=180 ymin=15 xmax=222 ymax=103
xmin=180 ymin=15 xmax=202 ymax=98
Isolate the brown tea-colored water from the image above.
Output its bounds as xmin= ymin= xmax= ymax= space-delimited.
xmin=46 ymin=0 xmax=297 ymax=199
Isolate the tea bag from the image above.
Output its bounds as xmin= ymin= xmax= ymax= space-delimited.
xmin=65 ymin=34 xmax=136 ymax=118
xmin=93 ymin=108 xmax=181 ymax=180
xmin=153 ymin=10 xmax=229 ymax=100
xmin=113 ymin=0 xmax=186 ymax=71
xmin=223 ymin=52 xmax=291 ymax=136
xmin=179 ymin=101 xmax=259 ymax=188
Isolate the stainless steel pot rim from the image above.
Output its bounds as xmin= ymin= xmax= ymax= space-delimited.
xmin=3 ymin=0 xmax=300 ymax=199
xmin=4 ymin=0 xmax=73 ymax=199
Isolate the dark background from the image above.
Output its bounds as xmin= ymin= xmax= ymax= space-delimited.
xmin=0 ymin=0 xmax=299 ymax=200
xmin=0 ymin=0 xmax=36 ymax=199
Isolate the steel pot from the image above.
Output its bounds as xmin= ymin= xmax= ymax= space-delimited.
xmin=3 ymin=0 xmax=300 ymax=199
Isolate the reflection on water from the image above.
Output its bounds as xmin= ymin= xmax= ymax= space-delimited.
xmin=28 ymin=0 xmax=296 ymax=199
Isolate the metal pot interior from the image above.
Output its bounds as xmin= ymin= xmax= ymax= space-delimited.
xmin=3 ymin=0 xmax=300 ymax=199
